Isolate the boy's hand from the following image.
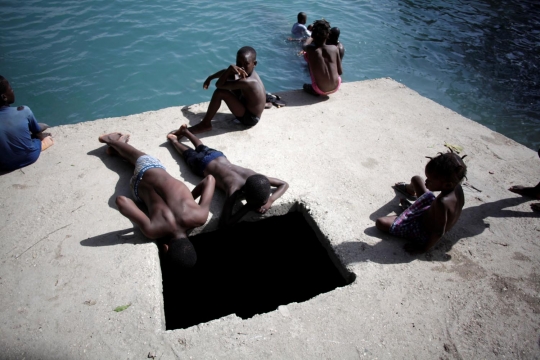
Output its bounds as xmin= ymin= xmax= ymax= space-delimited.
xmin=203 ymin=77 xmax=212 ymax=89
xmin=229 ymin=65 xmax=247 ymax=79
xmin=404 ymin=242 xmax=426 ymax=255
xmin=256 ymin=201 xmax=273 ymax=214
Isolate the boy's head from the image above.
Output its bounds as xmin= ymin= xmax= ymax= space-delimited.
xmin=236 ymin=46 xmax=257 ymax=75
xmin=328 ymin=27 xmax=340 ymax=44
xmin=297 ymin=12 xmax=307 ymax=24
xmin=311 ymin=19 xmax=331 ymax=45
xmin=424 ymin=151 xmax=467 ymax=190
xmin=0 ymin=76 xmax=15 ymax=106
xmin=242 ymin=174 xmax=271 ymax=208
xmin=166 ymin=238 xmax=197 ymax=269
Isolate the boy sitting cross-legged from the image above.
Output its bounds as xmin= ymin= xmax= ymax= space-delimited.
xmin=376 ymin=151 xmax=467 ymax=254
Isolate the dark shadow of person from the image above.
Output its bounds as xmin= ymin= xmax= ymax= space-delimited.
xmin=87 ymin=146 xmax=137 ymax=210
xmin=337 ymin=195 xmax=536 ymax=265
xmin=80 ymin=228 xmax=149 ymax=247
xmin=174 ymin=106 xmax=253 ymax=139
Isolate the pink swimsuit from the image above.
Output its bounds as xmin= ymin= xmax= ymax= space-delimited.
xmin=304 ymin=52 xmax=341 ymax=95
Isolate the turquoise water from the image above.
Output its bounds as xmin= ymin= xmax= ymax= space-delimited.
xmin=2 ymin=0 xmax=539 ymax=149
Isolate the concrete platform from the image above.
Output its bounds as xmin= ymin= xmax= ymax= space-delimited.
xmin=1 ymin=79 xmax=539 ymax=359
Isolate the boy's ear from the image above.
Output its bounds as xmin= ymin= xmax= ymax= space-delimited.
xmin=253 ymin=60 xmax=258 ymax=66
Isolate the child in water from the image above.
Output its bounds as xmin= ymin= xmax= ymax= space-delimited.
xmin=376 ymin=151 xmax=467 ymax=254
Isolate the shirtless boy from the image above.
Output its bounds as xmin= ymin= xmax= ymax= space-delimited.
xmin=327 ymin=27 xmax=345 ymax=60
xmin=98 ymin=133 xmax=216 ymax=268
xmin=167 ymin=125 xmax=288 ymax=227
xmin=376 ymin=152 xmax=467 ymax=254
xmin=0 ymin=75 xmax=54 ymax=172
xmin=186 ymin=46 xmax=266 ymax=134
xmin=302 ymin=19 xmax=343 ymax=96
xmin=508 ymin=148 xmax=540 ymax=212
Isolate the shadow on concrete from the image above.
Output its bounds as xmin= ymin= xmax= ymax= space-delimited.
xmin=87 ymin=146 xmax=138 ymax=210
xmin=79 ymin=228 xmax=149 ymax=247
xmin=342 ymin=195 xmax=537 ymax=265
xmin=267 ymin=89 xmax=330 ymax=108
xmin=158 ymin=141 xmax=204 ymax=186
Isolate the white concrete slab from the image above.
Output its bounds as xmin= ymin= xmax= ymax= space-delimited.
xmin=1 ymin=79 xmax=539 ymax=359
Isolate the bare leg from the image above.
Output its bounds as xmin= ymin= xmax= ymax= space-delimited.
xmin=188 ymin=89 xmax=247 ymax=134
xmin=376 ymin=215 xmax=397 ymax=233
xmin=98 ymin=133 xmax=142 ymax=165
xmin=508 ymin=182 xmax=540 ymax=199
xmin=167 ymin=133 xmax=192 ymax=155
xmin=410 ymin=175 xmax=428 ymax=197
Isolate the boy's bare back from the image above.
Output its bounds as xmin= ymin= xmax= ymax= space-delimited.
xmin=237 ymin=69 xmax=266 ymax=119
xmin=305 ymin=44 xmax=342 ymax=92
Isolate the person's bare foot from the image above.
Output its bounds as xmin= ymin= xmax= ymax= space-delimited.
xmin=531 ymin=203 xmax=540 ymax=212
xmin=508 ymin=185 xmax=540 ymax=199
xmin=98 ymin=132 xmax=129 ymax=144
xmin=303 ymin=83 xmax=320 ymax=97
xmin=187 ymin=121 xmax=212 ymax=134
xmin=167 ymin=133 xmax=178 ymax=143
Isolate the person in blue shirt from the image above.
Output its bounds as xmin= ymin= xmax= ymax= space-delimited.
xmin=289 ymin=12 xmax=312 ymax=41
xmin=0 ymin=76 xmax=54 ymax=172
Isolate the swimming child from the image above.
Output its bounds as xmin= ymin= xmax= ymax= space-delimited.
xmin=0 ymin=75 xmax=54 ymax=172
xmin=376 ymin=151 xmax=467 ymax=254
xmin=167 ymin=125 xmax=289 ymax=227
xmin=98 ymin=133 xmax=216 ymax=268
xmin=302 ymin=19 xmax=343 ymax=96
xmin=185 ymin=46 xmax=266 ymax=135
xmin=290 ymin=12 xmax=312 ymax=40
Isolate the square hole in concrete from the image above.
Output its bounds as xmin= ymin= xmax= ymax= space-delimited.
xmin=160 ymin=210 xmax=355 ymax=330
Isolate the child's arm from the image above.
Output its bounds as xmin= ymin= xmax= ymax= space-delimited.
xmin=256 ymin=177 xmax=289 ymax=214
xmin=191 ymin=175 xmax=216 ymax=212
xmin=214 ymin=65 xmax=250 ymax=91
xmin=203 ymin=69 xmax=227 ymax=89
xmin=218 ymin=190 xmax=251 ymax=228
xmin=115 ymin=195 xmax=157 ymax=238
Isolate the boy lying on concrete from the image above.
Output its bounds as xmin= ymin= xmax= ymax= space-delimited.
xmin=99 ymin=133 xmax=216 ymax=268
xmin=167 ymin=125 xmax=288 ymax=227
xmin=186 ymin=46 xmax=266 ymax=135
xmin=302 ymin=19 xmax=342 ymax=96
xmin=0 ymin=75 xmax=54 ymax=172
xmin=376 ymin=151 xmax=467 ymax=254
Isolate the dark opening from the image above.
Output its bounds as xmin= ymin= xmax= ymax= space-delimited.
xmin=161 ymin=211 xmax=355 ymax=330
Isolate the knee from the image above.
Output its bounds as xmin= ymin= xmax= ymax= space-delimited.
xmin=116 ymin=196 xmax=127 ymax=208
xmin=375 ymin=217 xmax=391 ymax=232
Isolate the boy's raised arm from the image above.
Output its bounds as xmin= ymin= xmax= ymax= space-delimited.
xmin=191 ymin=174 xmax=216 ymax=211
xmin=115 ymin=195 xmax=157 ymax=239
xmin=215 ymin=65 xmax=250 ymax=91
xmin=257 ymin=177 xmax=289 ymax=214
xmin=203 ymin=70 xmax=227 ymax=89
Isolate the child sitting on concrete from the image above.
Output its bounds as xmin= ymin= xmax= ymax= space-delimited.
xmin=0 ymin=75 xmax=54 ymax=172
xmin=167 ymin=125 xmax=289 ymax=227
xmin=186 ymin=46 xmax=266 ymax=135
xmin=302 ymin=19 xmax=343 ymax=96
xmin=376 ymin=151 xmax=467 ymax=254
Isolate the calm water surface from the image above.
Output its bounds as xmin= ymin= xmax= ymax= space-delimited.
xmin=1 ymin=0 xmax=539 ymax=149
